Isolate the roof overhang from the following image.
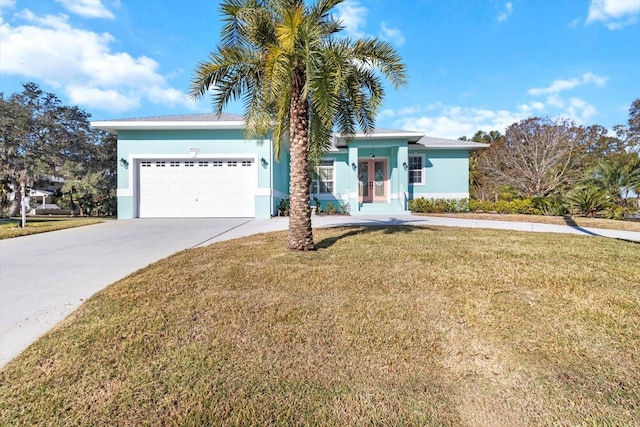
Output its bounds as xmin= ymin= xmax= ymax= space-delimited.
xmin=90 ymin=120 xmax=246 ymax=133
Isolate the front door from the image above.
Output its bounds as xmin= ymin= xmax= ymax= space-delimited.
xmin=358 ymin=159 xmax=387 ymax=203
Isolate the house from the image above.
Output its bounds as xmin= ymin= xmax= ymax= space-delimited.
xmin=91 ymin=113 xmax=488 ymax=219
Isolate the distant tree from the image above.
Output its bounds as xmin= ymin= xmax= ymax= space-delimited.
xmin=0 ymin=83 xmax=116 ymax=217
xmin=461 ymin=130 xmax=504 ymax=200
xmin=477 ymin=117 xmax=587 ymax=198
xmin=615 ymin=98 xmax=640 ymax=152
xmin=190 ymin=0 xmax=407 ymax=251
xmin=580 ymin=155 xmax=640 ymax=205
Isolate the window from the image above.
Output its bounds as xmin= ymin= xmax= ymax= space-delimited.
xmin=228 ymin=161 xmax=237 ymax=167
xmin=141 ymin=161 xmax=151 ymax=167
xmin=241 ymin=160 xmax=252 ymax=167
xmin=170 ymin=161 xmax=180 ymax=167
xmin=408 ymin=155 xmax=423 ymax=185
xmin=156 ymin=161 xmax=166 ymax=167
xmin=184 ymin=161 xmax=195 ymax=167
xmin=311 ymin=160 xmax=334 ymax=194
xmin=198 ymin=161 xmax=208 ymax=167
xmin=212 ymin=161 xmax=223 ymax=167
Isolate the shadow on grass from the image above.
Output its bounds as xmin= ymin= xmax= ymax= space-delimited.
xmin=562 ymin=215 xmax=600 ymax=237
xmin=562 ymin=215 xmax=639 ymax=245
xmin=316 ymin=225 xmax=438 ymax=249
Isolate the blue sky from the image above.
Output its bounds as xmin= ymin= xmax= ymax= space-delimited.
xmin=1 ymin=0 xmax=639 ymax=139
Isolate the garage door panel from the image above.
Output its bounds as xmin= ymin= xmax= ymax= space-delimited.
xmin=138 ymin=158 xmax=255 ymax=218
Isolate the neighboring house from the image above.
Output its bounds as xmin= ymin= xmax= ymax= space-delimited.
xmin=91 ymin=113 xmax=488 ymax=219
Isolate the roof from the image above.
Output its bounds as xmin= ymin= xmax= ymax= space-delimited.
xmin=414 ymin=136 xmax=489 ymax=150
xmin=91 ymin=113 xmax=488 ymax=150
xmin=91 ymin=113 xmax=246 ymax=132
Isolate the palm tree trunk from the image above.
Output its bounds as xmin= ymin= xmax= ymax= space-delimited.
xmin=287 ymin=66 xmax=315 ymax=251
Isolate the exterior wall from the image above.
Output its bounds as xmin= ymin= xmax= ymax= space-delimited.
xmin=312 ymin=152 xmax=350 ymax=212
xmin=408 ymin=149 xmax=470 ymax=200
xmin=115 ymin=127 xmax=473 ymax=219
xmin=116 ymin=129 xmax=273 ymax=219
xmin=271 ymin=148 xmax=290 ymax=215
xmin=345 ymin=140 xmax=408 ymax=213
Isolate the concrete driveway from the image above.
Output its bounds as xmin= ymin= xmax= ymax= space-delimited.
xmin=0 ymin=218 xmax=254 ymax=366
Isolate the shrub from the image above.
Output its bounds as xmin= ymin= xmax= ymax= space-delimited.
xmin=338 ymin=201 xmax=350 ymax=215
xmin=325 ymin=202 xmax=337 ymax=214
xmin=408 ymin=198 xmax=468 ymax=213
xmin=277 ymin=198 xmax=289 ymax=216
xmin=567 ymin=187 xmax=612 ymax=217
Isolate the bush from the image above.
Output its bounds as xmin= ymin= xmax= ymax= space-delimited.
xmin=408 ymin=198 xmax=469 ymax=214
xmin=567 ymin=187 xmax=612 ymax=217
xmin=467 ymin=197 xmax=560 ymax=215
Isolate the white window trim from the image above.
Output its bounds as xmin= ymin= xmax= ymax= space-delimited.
xmin=311 ymin=158 xmax=335 ymax=195
xmin=408 ymin=154 xmax=425 ymax=185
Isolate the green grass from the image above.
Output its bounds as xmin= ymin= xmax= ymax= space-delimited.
xmin=1 ymin=226 xmax=639 ymax=426
xmin=0 ymin=217 xmax=106 ymax=239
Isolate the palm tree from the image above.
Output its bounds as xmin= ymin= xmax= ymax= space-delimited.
xmin=582 ymin=156 xmax=640 ymax=205
xmin=190 ymin=0 xmax=406 ymax=251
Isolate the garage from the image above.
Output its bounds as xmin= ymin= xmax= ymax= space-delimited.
xmin=138 ymin=159 xmax=256 ymax=218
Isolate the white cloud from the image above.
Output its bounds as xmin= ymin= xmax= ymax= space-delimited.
xmin=389 ymin=103 xmax=540 ymax=139
xmin=0 ymin=0 xmax=16 ymax=11
xmin=586 ymin=0 xmax=640 ymax=29
xmin=0 ymin=9 xmax=195 ymax=113
xmin=67 ymin=85 xmax=139 ymax=111
xmin=382 ymin=94 xmax=598 ymax=139
xmin=528 ymin=72 xmax=607 ymax=95
xmin=497 ymin=2 xmax=513 ymax=22
xmin=55 ymin=0 xmax=114 ymax=19
xmin=566 ymin=97 xmax=598 ymax=123
xmin=379 ymin=22 xmax=405 ymax=46
xmin=335 ymin=0 xmax=368 ymax=37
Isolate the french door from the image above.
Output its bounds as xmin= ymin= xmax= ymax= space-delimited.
xmin=358 ymin=159 xmax=387 ymax=203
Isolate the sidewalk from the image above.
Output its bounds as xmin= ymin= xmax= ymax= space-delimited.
xmin=202 ymin=214 xmax=640 ymax=245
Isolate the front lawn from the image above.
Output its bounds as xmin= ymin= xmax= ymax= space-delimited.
xmin=0 ymin=226 xmax=638 ymax=425
xmin=0 ymin=217 xmax=105 ymax=239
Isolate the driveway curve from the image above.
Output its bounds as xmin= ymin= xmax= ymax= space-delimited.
xmin=0 ymin=218 xmax=251 ymax=366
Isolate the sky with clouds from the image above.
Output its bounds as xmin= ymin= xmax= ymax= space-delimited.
xmin=1 ymin=0 xmax=639 ymax=139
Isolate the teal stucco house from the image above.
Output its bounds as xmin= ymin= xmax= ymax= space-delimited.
xmin=92 ymin=113 xmax=487 ymax=219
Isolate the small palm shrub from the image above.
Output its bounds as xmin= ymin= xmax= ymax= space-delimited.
xmin=567 ymin=187 xmax=612 ymax=217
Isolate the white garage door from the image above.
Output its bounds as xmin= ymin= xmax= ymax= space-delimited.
xmin=138 ymin=159 xmax=256 ymax=218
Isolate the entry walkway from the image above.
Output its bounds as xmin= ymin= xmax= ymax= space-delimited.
xmin=1 ymin=214 xmax=638 ymax=367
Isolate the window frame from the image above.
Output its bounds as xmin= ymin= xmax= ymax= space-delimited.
xmin=408 ymin=154 xmax=424 ymax=185
xmin=310 ymin=159 xmax=335 ymax=195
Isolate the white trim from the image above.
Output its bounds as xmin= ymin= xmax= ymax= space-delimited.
xmin=255 ymin=188 xmax=271 ymax=196
xmin=120 ymin=153 xmax=257 ymax=196
xmin=408 ymin=154 xmax=425 ymax=185
xmin=128 ymin=153 xmax=257 ymax=160
xmin=411 ymin=192 xmax=469 ymax=199
xmin=336 ymin=131 xmax=424 ymax=142
xmin=92 ymin=120 xmax=245 ymax=132
xmin=311 ymin=157 xmax=336 ymax=196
